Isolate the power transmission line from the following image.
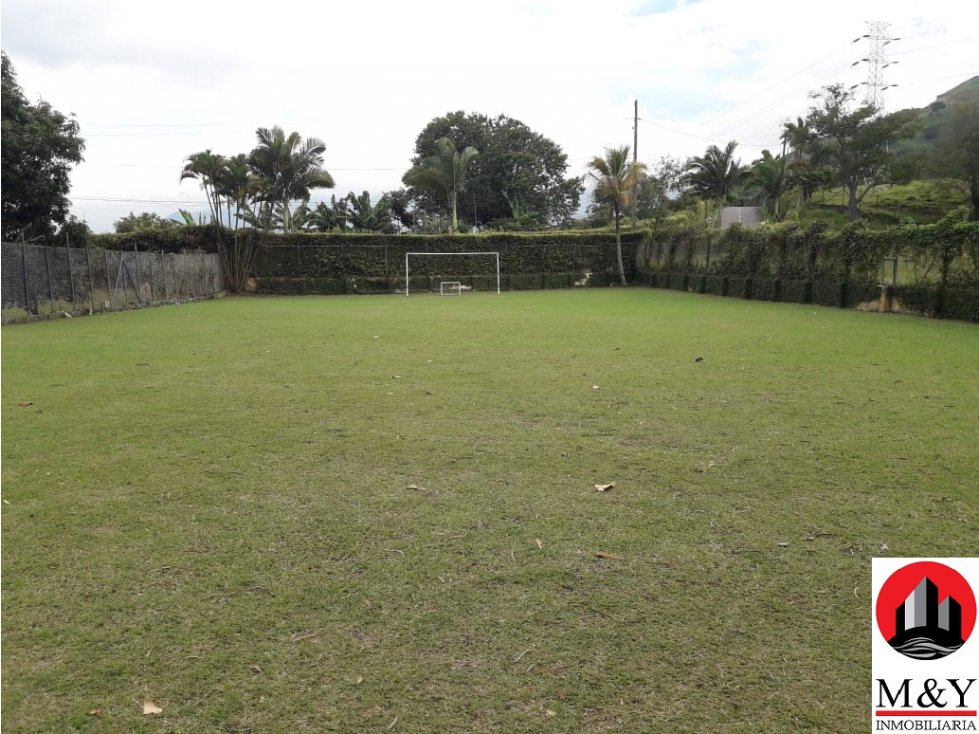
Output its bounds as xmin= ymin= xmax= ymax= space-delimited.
xmin=851 ymin=21 xmax=900 ymax=111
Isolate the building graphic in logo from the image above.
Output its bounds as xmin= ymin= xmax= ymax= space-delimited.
xmin=875 ymin=561 xmax=976 ymax=661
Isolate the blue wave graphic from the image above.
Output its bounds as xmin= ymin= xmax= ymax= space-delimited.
xmin=891 ymin=637 xmax=962 ymax=660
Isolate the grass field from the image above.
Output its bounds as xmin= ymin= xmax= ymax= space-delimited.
xmin=2 ymin=290 xmax=977 ymax=733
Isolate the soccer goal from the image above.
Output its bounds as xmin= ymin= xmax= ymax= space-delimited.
xmin=404 ymin=252 xmax=501 ymax=296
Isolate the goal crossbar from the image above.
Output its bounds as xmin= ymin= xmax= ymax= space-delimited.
xmin=405 ymin=252 xmax=501 ymax=295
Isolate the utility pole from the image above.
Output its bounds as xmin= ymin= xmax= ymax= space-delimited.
xmin=851 ymin=22 xmax=900 ymax=112
xmin=632 ymin=99 xmax=639 ymax=229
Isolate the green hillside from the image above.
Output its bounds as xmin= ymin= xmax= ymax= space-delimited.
xmin=894 ymin=75 xmax=979 ymax=157
xmin=799 ymin=179 xmax=963 ymax=229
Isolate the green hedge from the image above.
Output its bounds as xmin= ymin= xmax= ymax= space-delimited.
xmin=894 ymin=282 xmax=979 ymax=321
xmin=641 ymin=219 xmax=979 ymax=279
xmin=753 ymin=278 xmax=778 ymax=302
xmin=779 ymin=279 xmax=809 ymax=304
xmin=642 ymin=260 xmax=978 ymax=321
xmin=705 ymin=276 xmax=726 ymax=297
xmin=727 ymin=277 xmax=749 ymax=299
xmin=89 ymin=226 xmax=222 ymax=253
xmin=90 ymin=228 xmax=645 ymax=279
xmin=253 ymin=232 xmax=644 ymax=281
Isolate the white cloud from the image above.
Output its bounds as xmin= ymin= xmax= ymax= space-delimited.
xmin=2 ymin=0 xmax=976 ymax=231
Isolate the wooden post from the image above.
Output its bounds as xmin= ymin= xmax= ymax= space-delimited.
xmin=148 ymin=253 xmax=156 ymax=303
xmin=86 ymin=248 xmax=96 ymax=313
xmin=65 ymin=246 xmax=77 ymax=311
xmin=103 ymin=249 xmax=112 ymax=306
xmin=20 ymin=241 xmax=30 ymax=313
xmin=44 ymin=245 xmax=55 ymax=313
xmin=134 ymin=244 xmax=143 ymax=304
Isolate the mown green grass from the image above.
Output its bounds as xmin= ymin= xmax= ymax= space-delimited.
xmin=2 ymin=291 xmax=977 ymax=733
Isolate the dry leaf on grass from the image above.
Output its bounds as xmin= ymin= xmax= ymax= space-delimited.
xmin=535 ymin=538 xmax=544 ymax=550
xmin=546 ymin=709 xmax=557 ymax=718
xmin=87 ymin=709 xmax=101 ymax=717
xmin=593 ymin=482 xmax=615 ymax=492
xmin=406 ymin=484 xmax=422 ymax=491
xmin=142 ymin=700 xmax=162 ymax=715
xmin=249 ymin=664 xmax=262 ymax=673
xmin=17 ymin=401 xmax=33 ymax=407
xmin=355 ymin=675 xmax=364 ymax=685
xmin=595 ymin=551 xmax=623 ymax=560
xmin=288 ymin=630 xmax=319 ymax=643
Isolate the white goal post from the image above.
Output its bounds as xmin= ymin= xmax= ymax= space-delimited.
xmin=405 ymin=252 xmax=501 ymax=296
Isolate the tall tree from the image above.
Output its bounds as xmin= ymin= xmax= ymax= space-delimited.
xmin=682 ymin=141 xmax=744 ymax=206
xmin=748 ymin=149 xmax=789 ymax=218
xmin=407 ymin=111 xmax=582 ymax=228
xmin=780 ymin=117 xmax=827 ymax=206
xmin=114 ymin=211 xmax=177 ymax=233
xmin=308 ymin=196 xmax=349 ymax=232
xmin=587 ymin=145 xmax=646 ymax=286
xmin=383 ymin=188 xmax=416 ymax=232
xmin=929 ymin=100 xmax=979 ymax=220
xmin=1 ymin=52 xmax=85 ymax=241
xmin=632 ymin=156 xmax=685 ymax=220
xmin=402 ymin=137 xmax=478 ymax=233
xmin=781 ymin=117 xmax=810 ymax=164
xmin=346 ymin=191 xmax=393 ymax=232
xmin=805 ymin=84 xmax=916 ymax=220
xmin=215 ymin=153 xmax=252 ymax=231
xmin=180 ymin=149 xmax=227 ymax=226
xmin=247 ymin=126 xmax=335 ymax=232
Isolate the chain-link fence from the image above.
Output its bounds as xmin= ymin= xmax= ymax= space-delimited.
xmin=2 ymin=243 xmax=224 ymax=323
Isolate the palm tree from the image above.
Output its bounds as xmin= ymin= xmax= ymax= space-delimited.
xmin=781 ymin=117 xmax=811 ymax=164
xmin=248 ymin=126 xmax=335 ymax=232
xmin=214 ymin=153 xmax=252 ymax=231
xmin=781 ymin=117 xmax=824 ymax=206
xmin=308 ymin=196 xmax=349 ymax=232
xmin=749 ymin=149 xmax=788 ymax=219
xmin=347 ymin=191 xmax=392 ymax=232
xmin=180 ymin=150 xmax=227 ymax=226
xmin=402 ymin=137 xmax=478 ymax=233
xmin=587 ymin=145 xmax=646 ymax=286
xmin=683 ymin=141 xmax=744 ymax=205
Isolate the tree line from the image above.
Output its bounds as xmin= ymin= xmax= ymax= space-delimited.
xmin=3 ymin=46 xmax=977 ymax=283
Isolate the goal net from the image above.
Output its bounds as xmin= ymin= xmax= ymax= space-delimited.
xmin=404 ymin=252 xmax=501 ymax=296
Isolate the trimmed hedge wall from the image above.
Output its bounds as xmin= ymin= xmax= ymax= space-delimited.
xmin=90 ymin=228 xmax=646 ymax=294
xmin=638 ymin=218 xmax=979 ymax=321
xmin=250 ymin=232 xmax=644 ymax=293
xmin=90 ymin=227 xmax=222 ymax=253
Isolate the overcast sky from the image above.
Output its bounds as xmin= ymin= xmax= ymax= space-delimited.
xmin=2 ymin=0 xmax=977 ymax=232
